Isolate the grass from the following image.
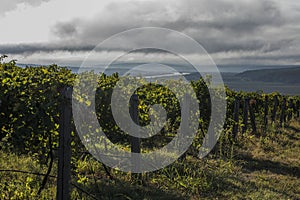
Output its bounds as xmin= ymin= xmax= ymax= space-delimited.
xmin=0 ymin=120 xmax=299 ymax=199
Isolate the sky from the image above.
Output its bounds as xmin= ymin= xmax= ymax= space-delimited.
xmin=1 ymin=0 xmax=300 ymax=67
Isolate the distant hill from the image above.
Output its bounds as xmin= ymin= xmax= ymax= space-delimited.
xmin=236 ymin=66 xmax=300 ymax=84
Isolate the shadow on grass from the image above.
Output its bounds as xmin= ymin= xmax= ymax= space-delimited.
xmin=237 ymin=154 xmax=300 ymax=178
xmin=284 ymin=125 xmax=300 ymax=140
xmin=198 ymin=172 xmax=296 ymax=199
xmin=217 ymin=175 xmax=298 ymax=199
xmin=76 ymin=178 xmax=185 ymax=200
xmin=285 ymin=124 xmax=300 ymax=133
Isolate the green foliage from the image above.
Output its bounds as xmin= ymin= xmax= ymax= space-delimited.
xmin=0 ymin=62 xmax=75 ymax=162
xmin=0 ymin=58 xmax=300 ymax=199
xmin=1 ymin=59 xmax=300 ymax=159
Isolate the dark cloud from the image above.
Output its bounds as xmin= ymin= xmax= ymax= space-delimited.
xmin=0 ymin=43 xmax=95 ymax=55
xmin=53 ymin=20 xmax=78 ymax=39
xmin=0 ymin=0 xmax=51 ymax=15
xmin=165 ymin=0 xmax=283 ymax=32
xmin=50 ymin=0 xmax=289 ymax=54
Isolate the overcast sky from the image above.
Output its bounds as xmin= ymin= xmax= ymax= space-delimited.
xmin=1 ymin=0 xmax=300 ymax=67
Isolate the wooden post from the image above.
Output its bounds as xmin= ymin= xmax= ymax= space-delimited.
xmin=242 ymin=98 xmax=249 ymax=134
xmin=287 ymin=99 xmax=294 ymax=121
xmin=263 ymin=96 xmax=269 ymax=133
xmin=178 ymin=93 xmax=190 ymax=161
xmin=129 ymin=94 xmax=141 ymax=176
xmin=296 ymin=100 xmax=300 ymax=118
xmin=232 ymin=97 xmax=240 ymax=139
xmin=249 ymin=99 xmax=257 ymax=134
xmin=271 ymin=96 xmax=278 ymax=122
xmin=280 ymin=98 xmax=286 ymax=127
xmin=57 ymin=87 xmax=72 ymax=200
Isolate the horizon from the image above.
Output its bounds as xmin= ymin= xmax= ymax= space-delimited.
xmin=14 ymin=61 xmax=300 ymax=73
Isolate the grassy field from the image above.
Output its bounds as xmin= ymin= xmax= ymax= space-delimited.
xmin=0 ymin=121 xmax=299 ymax=200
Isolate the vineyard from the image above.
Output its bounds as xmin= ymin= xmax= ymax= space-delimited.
xmin=0 ymin=57 xmax=299 ymax=199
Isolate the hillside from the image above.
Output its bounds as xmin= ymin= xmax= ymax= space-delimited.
xmin=236 ymin=66 xmax=300 ymax=84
